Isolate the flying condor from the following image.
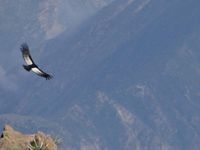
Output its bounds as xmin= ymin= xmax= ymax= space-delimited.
xmin=20 ymin=43 xmax=53 ymax=80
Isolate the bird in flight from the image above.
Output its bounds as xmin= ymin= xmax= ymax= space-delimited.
xmin=20 ymin=43 xmax=53 ymax=80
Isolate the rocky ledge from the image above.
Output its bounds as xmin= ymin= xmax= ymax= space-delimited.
xmin=0 ymin=125 xmax=57 ymax=150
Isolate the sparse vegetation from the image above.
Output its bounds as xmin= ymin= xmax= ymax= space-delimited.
xmin=27 ymin=137 xmax=49 ymax=150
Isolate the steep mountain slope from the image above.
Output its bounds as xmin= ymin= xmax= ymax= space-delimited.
xmin=0 ymin=0 xmax=112 ymax=41
xmin=0 ymin=0 xmax=113 ymax=79
xmin=1 ymin=0 xmax=200 ymax=149
xmin=42 ymin=0 xmax=200 ymax=149
xmin=0 ymin=0 xmax=114 ymax=113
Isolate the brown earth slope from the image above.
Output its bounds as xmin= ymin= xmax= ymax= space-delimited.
xmin=0 ymin=125 xmax=57 ymax=150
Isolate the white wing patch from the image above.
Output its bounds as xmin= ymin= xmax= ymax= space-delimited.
xmin=24 ymin=56 xmax=33 ymax=65
xmin=31 ymin=67 xmax=43 ymax=75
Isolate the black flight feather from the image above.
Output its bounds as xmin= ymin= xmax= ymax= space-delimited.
xmin=21 ymin=43 xmax=53 ymax=80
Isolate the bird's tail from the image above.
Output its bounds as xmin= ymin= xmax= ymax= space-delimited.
xmin=23 ymin=65 xmax=31 ymax=71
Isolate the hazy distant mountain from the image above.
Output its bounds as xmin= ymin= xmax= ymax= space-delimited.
xmin=0 ymin=0 xmax=113 ymax=73
xmin=1 ymin=0 xmax=200 ymax=149
xmin=0 ymin=0 xmax=113 ymax=41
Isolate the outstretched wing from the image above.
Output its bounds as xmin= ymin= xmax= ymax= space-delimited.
xmin=32 ymin=67 xmax=53 ymax=80
xmin=20 ymin=43 xmax=35 ymax=65
xmin=20 ymin=43 xmax=53 ymax=80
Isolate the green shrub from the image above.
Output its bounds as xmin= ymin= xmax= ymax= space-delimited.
xmin=27 ymin=138 xmax=49 ymax=150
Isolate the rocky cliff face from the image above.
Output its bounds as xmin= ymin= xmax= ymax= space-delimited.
xmin=0 ymin=125 xmax=57 ymax=150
